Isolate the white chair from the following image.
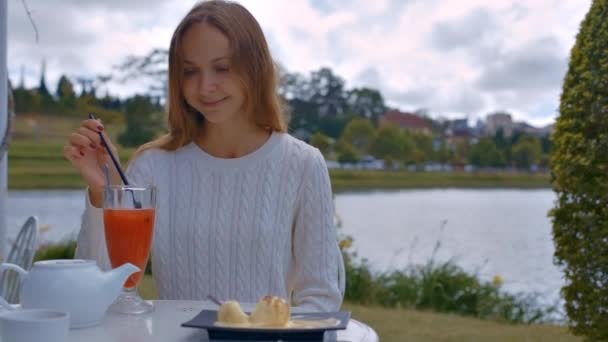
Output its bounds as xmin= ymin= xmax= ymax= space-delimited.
xmin=0 ymin=216 xmax=38 ymax=304
xmin=0 ymin=79 xmax=14 ymax=156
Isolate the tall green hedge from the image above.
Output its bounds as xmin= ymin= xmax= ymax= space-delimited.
xmin=550 ymin=0 xmax=608 ymax=340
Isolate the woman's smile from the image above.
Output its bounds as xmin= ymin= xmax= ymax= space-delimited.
xmin=200 ymin=96 xmax=228 ymax=108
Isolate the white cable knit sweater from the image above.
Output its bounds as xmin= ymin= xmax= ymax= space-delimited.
xmin=75 ymin=132 xmax=344 ymax=312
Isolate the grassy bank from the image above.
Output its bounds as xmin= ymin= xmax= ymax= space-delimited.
xmin=7 ymin=141 xmax=134 ymax=189
xmin=330 ymin=169 xmax=550 ymax=191
xmin=7 ymin=140 xmax=550 ymax=190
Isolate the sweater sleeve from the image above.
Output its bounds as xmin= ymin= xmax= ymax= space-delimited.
xmin=74 ymin=151 xmax=156 ymax=270
xmin=290 ymin=148 xmax=344 ymax=312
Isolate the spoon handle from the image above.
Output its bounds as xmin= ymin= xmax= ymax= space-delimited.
xmin=206 ymin=295 xmax=223 ymax=307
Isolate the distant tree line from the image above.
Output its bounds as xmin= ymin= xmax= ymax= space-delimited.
xmin=310 ymin=117 xmax=549 ymax=171
xmin=11 ymin=64 xmax=164 ymax=147
xmin=11 ymin=51 xmax=550 ymax=170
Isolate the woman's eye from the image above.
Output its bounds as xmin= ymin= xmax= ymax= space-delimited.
xmin=215 ymin=66 xmax=230 ymax=73
xmin=183 ymin=69 xmax=197 ymax=76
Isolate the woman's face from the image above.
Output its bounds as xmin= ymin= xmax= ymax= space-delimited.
xmin=181 ymin=22 xmax=245 ymax=126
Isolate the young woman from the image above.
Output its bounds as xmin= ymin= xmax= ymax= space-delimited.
xmin=63 ymin=0 xmax=344 ymax=312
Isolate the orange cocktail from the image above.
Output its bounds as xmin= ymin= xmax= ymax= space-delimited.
xmin=103 ymin=185 xmax=156 ymax=315
xmin=104 ymin=208 xmax=154 ymax=288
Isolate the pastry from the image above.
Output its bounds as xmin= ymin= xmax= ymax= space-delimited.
xmin=217 ymin=300 xmax=250 ymax=325
xmin=249 ymin=295 xmax=290 ymax=327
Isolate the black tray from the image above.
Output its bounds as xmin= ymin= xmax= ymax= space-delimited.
xmin=181 ymin=310 xmax=350 ymax=341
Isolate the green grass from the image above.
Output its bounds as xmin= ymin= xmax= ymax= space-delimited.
xmin=7 ymin=140 xmax=134 ymax=189
xmin=138 ymin=275 xmax=579 ymax=342
xmin=329 ymin=169 xmax=550 ymax=191
xmin=340 ymin=303 xmax=580 ymax=342
xmin=6 ymin=139 xmax=550 ymax=190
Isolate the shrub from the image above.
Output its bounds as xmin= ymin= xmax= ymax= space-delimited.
xmin=34 ymin=240 xmax=76 ymax=261
xmin=550 ymin=0 xmax=608 ymax=339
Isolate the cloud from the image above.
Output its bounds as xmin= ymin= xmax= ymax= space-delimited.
xmin=390 ymin=84 xmax=486 ymax=116
xmin=308 ymin=0 xmax=337 ymax=14
xmin=476 ymin=36 xmax=568 ymax=92
xmin=7 ymin=0 xmax=188 ymax=92
xmin=6 ymin=0 xmax=591 ymax=126
xmin=429 ymin=8 xmax=501 ymax=52
xmin=354 ymin=67 xmax=382 ymax=89
xmin=391 ymin=87 xmax=435 ymax=108
xmin=446 ymin=87 xmax=487 ymax=115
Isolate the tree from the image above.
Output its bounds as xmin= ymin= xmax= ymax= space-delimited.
xmin=339 ymin=118 xmax=376 ymax=154
xmin=336 ymin=142 xmax=360 ymax=164
xmin=436 ymin=140 xmax=449 ymax=164
xmin=278 ymin=68 xmax=310 ymax=101
xmin=550 ymin=1 xmax=608 ymax=339
xmin=56 ymin=75 xmax=75 ymax=99
xmin=469 ymin=138 xmax=505 ymax=168
xmin=310 ymin=132 xmax=332 ymax=156
xmin=56 ymin=75 xmax=76 ymax=110
xmin=38 ymin=60 xmax=51 ymax=98
xmin=76 ymin=77 xmax=95 ymax=98
xmin=114 ymin=49 xmax=169 ymax=102
xmin=280 ymin=67 xmax=354 ymax=139
xmin=451 ymin=141 xmax=470 ymax=165
xmin=411 ymin=133 xmax=434 ymax=164
xmin=280 ymin=67 xmax=390 ymax=139
xmin=12 ymin=88 xmax=38 ymax=113
xmin=512 ymin=136 xmax=541 ymax=170
xmin=492 ymin=128 xmax=511 ymax=165
xmin=315 ymin=112 xmax=354 ymax=140
xmin=309 ymin=67 xmax=348 ymax=118
xmin=369 ymin=125 xmax=400 ymax=161
xmin=346 ymin=87 xmax=386 ymax=124
xmin=369 ymin=124 xmax=414 ymax=165
xmin=118 ymin=95 xmax=164 ymax=147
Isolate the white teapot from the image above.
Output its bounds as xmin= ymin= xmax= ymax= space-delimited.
xmin=0 ymin=259 xmax=139 ymax=328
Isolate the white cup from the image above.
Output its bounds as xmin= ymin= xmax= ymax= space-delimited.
xmin=0 ymin=309 xmax=69 ymax=342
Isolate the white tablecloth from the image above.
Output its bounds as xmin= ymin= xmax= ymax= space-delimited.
xmin=68 ymin=300 xmax=379 ymax=342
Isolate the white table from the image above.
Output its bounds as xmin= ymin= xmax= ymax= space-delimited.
xmin=68 ymin=300 xmax=379 ymax=342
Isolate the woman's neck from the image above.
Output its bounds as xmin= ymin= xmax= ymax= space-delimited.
xmin=196 ymin=119 xmax=271 ymax=159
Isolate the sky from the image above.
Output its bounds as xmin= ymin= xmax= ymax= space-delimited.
xmin=7 ymin=0 xmax=591 ymax=127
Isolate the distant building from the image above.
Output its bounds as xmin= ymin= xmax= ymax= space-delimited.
xmin=473 ymin=119 xmax=485 ymax=138
xmin=485 ymin=112 xmax=513 ymax=137
xmin=540 ymin=124 xmax=554 ymax=136
xmin=451 ymin=118 xmax=469 ymax=133
xmin=444 ymin=118 xmax=470 ymax=148
xmin=513 ymin=122 xmax=541 ymax=136
xmin=380 ymin=110 xmax=432 ymax=135
xmin=513 ymin=121 xmax=554 ymax=137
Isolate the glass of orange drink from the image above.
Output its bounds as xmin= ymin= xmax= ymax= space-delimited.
xmin=103 ymin=185 xmax=156 ymax=315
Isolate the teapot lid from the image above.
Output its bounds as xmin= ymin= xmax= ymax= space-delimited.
xmin=34 ymin=260 xmax=96 ymax=268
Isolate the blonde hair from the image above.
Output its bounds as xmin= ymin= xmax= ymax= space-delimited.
xmin=135 ymin=0 xmax=286 ymax=157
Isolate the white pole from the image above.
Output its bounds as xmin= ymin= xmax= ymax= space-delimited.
xmin=0 ymin=0 xmax=8 ymax=260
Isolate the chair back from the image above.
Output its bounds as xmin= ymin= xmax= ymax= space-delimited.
xmin=0 ymin=216 xmax=38 ymax=304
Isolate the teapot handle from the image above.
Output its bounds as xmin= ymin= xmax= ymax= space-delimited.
xmin=0 ymin=263 xmax=28 ymax=311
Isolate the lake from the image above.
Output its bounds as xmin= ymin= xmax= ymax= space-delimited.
xmin=5 ymin=189 xmax=563 ymax=310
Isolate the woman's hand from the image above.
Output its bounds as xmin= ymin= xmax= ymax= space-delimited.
xmin=63 ymin=118 xmax=121 ymax=206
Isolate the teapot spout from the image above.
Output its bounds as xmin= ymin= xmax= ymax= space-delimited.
xmin=114 ymin=263 xmax=140 ymax=285
xmin=103 ymin=263 xmax=140 ymax=304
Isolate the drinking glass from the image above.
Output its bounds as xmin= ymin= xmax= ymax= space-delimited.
xmin=103 ymin=185 xmax=156 ymax=315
